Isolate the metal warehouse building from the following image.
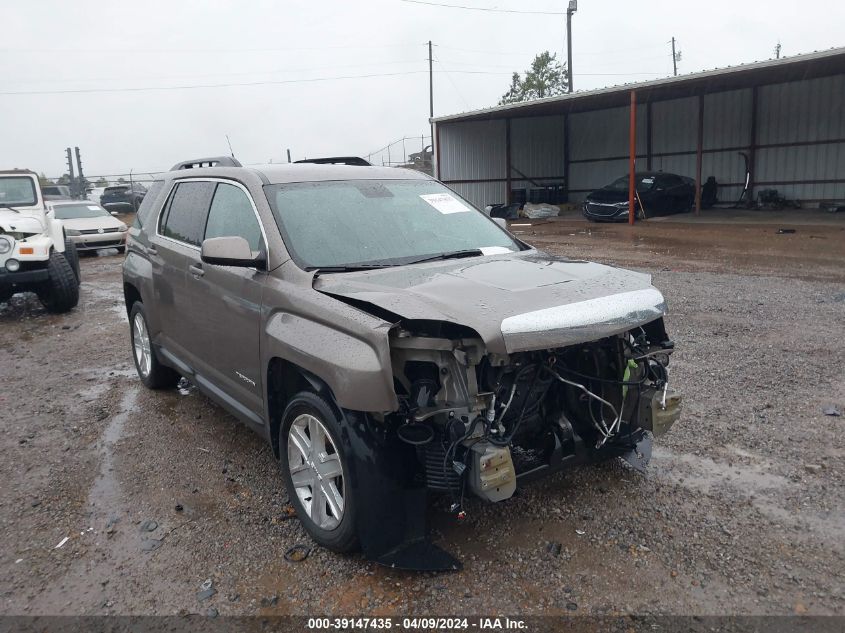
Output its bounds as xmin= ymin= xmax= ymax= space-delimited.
xmin=431 ymin=47 xmax=845 ymax=213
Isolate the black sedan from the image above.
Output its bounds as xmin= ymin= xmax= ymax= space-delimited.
xmin=583 ymin=172 xmax=695 ymax=222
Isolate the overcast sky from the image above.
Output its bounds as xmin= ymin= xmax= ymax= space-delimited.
xmin=2 ymin=0 xmax=842 ymax=179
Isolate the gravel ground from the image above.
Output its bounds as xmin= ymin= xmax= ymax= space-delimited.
xmin=0 ymin=217 xmax=843 ymax=618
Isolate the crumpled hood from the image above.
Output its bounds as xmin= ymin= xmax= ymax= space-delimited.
xmin=314 ymin=251 xmax=667 ymax=354
xmin=0 ymin=209 xmax=45 ymax=234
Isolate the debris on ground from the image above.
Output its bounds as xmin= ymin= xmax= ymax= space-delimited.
xmin=804 ymin=464 xmax=823 ymax=473
xmin=522 ymin=203 xmax=560 ymax=219
xmin=545 ymin=541 xmax=562 ymax=557
xmin=276 ymin=504 xmax=298 ymax=522
xmin=284 ymin=544 xmax=311 ymax=563
xmin=177 ymin=377 xmax=195 ymax=396
xmin=54 ymin=537 xmax=69 ymax=549
xmin=776 ymin=228 xmax=796 ymax=234
xmin=260 ymin=595 xmax=279 ymax=607
xmin=197 ymin=581 xmax=216 ymax=602
xmin=140 ymin=538 xmax=162 ymax=552
xmin=822 ymin=405 xmax=841 ymax=416
xmin=140 ymin=519 xmax=158 ymax=532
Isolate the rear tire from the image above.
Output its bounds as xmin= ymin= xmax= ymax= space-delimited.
xmin=37 ymin=250 xmax=79 ymax=313
xmin=129 ymin=302 xmax=180 ymax=389
xmin=279 ymin=391 xmax=358 ymax=553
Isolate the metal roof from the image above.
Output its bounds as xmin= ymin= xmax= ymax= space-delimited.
xmin=431 ymin=46 xmax=845 ymax=124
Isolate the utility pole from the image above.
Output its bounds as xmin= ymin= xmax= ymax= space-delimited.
xmin=286 ymin=149 xmax=292 ymax=163
xmin=65 ymin=147 xmax=75 ymax=190
xmin=428 ymin=41 xmax=433 ymax=119
xmin=428 ymin=40 xmax=435 ymax=175
xmin=74 ymin=147 xmax=85 ymax=198
xmin=566 ymin=1 xmax=576 ymax=92
xmin=671 ymin=37 xmax=680 ymax=76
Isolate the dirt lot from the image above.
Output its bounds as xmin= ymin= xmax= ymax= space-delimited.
xmin=1 ymin=214 xmax=843 ymax=618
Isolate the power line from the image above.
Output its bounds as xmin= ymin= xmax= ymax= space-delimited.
xmin=2 ymin=67 xmax=668 ymax=96
xmin=0 ymin=70 xmax=430 ymax=96
xmin=398 ymin=0 xmax=564 ymax=15
xmin=433 ymin=57 xmax=471 ymax=110
xmin=5 ymin=59 xmax=427 ymax=86
xmin=0 ymin=44 xmax=415 ymax=54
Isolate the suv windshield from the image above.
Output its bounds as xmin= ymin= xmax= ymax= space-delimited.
xmin=265 ymin=179 xmax=520 ymax=269
xmin=52 ymin=203 xmax=110 ymax=219
xmin=0 ymin=176 xmax=37 ymax=207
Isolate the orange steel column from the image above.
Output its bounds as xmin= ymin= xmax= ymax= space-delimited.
xmin=628 ymin=90 xmax=637 ymax=225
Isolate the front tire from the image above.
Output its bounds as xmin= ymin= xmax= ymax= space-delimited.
xmin=64 ymin=237 xmax=81 ymax=282
xmin=280 ymin=392 xmax=358 ymax=553
xmin=37 ymin=250 xmax=79 ymax=313
xmin=129 ymin=302 xmax=180 ymax=389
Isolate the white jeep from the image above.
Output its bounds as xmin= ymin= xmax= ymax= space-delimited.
xmin=0 ymin=169 xmax=80 ymax=312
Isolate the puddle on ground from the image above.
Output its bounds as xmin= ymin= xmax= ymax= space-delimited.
xmin=653 ymin=446 xmax=845 ymax=545
xmin=80 ymin=281 xmax=128 ymax=323
xmin=87 ymin=386 xmax=140 ymax=519
xmin=652 ymin=446 xmax=788 ymax=493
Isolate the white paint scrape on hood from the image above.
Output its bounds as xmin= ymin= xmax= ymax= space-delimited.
xmin=500 ymin=287 xmax=667 ymax=353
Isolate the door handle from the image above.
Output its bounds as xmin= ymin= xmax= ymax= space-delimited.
xmin=189 ymin=263 xmax=204 ymax=278
xmin=147 ymin=244 xmax=158 ymax=255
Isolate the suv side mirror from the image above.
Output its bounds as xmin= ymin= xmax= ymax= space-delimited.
xmin=201 ymin=236 xmax=265 ymax=268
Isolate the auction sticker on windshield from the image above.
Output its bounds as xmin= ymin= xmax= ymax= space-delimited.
xmin=420 ymin=193 xmax=470 ymax=214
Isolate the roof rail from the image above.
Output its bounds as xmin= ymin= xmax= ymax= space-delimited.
xmin=294 ymin=156 xmax=372 ymax=166
xmin=170 ymin=156 xmax=243 ymax=171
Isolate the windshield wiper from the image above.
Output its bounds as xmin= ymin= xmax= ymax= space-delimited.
xmin=0 ymin=205 xmax=21 ymax=213
xmin=306 ymin=263 xmax=395 ymax=275
xmin=404 ymin=249 xmax=483 ymax=265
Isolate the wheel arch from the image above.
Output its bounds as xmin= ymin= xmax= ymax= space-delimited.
xmin=123 ymin=281 xmax=142 ymax=317
xmin=267 ymin=357 xmax=342 ymax=459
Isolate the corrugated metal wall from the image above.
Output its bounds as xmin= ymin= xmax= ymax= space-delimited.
xmin=568 ymin=105 xmax=646 ymax=201
xmin=756 ymin=75 xmax=845 ymax=202
xmin=438 ymin=119 xmax=506 ymax=182
xmin=700 ymin=88 xmax=753 ymax=203
xmin=437 ymin=72 xmax=845 ymax=209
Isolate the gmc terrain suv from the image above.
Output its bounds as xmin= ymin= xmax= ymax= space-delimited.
xmin=123 ymin=156 xmax=681 ymax=570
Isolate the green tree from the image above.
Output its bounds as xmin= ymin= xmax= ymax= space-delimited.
xmin=499 ymin=51 xmax=569 ymax=105
xmin=95 ymin=177 xmax=109 ymax=187
xmin=38 ymin=173 xmax=52 ymax=186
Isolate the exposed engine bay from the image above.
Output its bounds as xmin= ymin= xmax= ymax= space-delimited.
xmin=387 ymin=317 xmax=681 ymax=509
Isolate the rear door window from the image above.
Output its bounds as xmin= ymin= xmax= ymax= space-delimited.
xmin=134 ymin=181 xmax=165 ymax=228
xmin=159 ymin=181 xmax=215 ymax=246
xmin=204 ymin=183 xmax=264 ymax=251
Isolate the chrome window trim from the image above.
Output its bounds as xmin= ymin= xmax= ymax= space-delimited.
xmin=154 ymin=177 xmax=270 ymax=260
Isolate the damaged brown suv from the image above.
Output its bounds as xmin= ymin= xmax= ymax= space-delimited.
xmin=123 ymin=156 xmax=681 ymax=570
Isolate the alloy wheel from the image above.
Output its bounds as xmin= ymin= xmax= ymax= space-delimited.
xmin=287 ymin=413 xmax=345 ymax=530
xmin=132 ymin=312 xmax=152 ymax=378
